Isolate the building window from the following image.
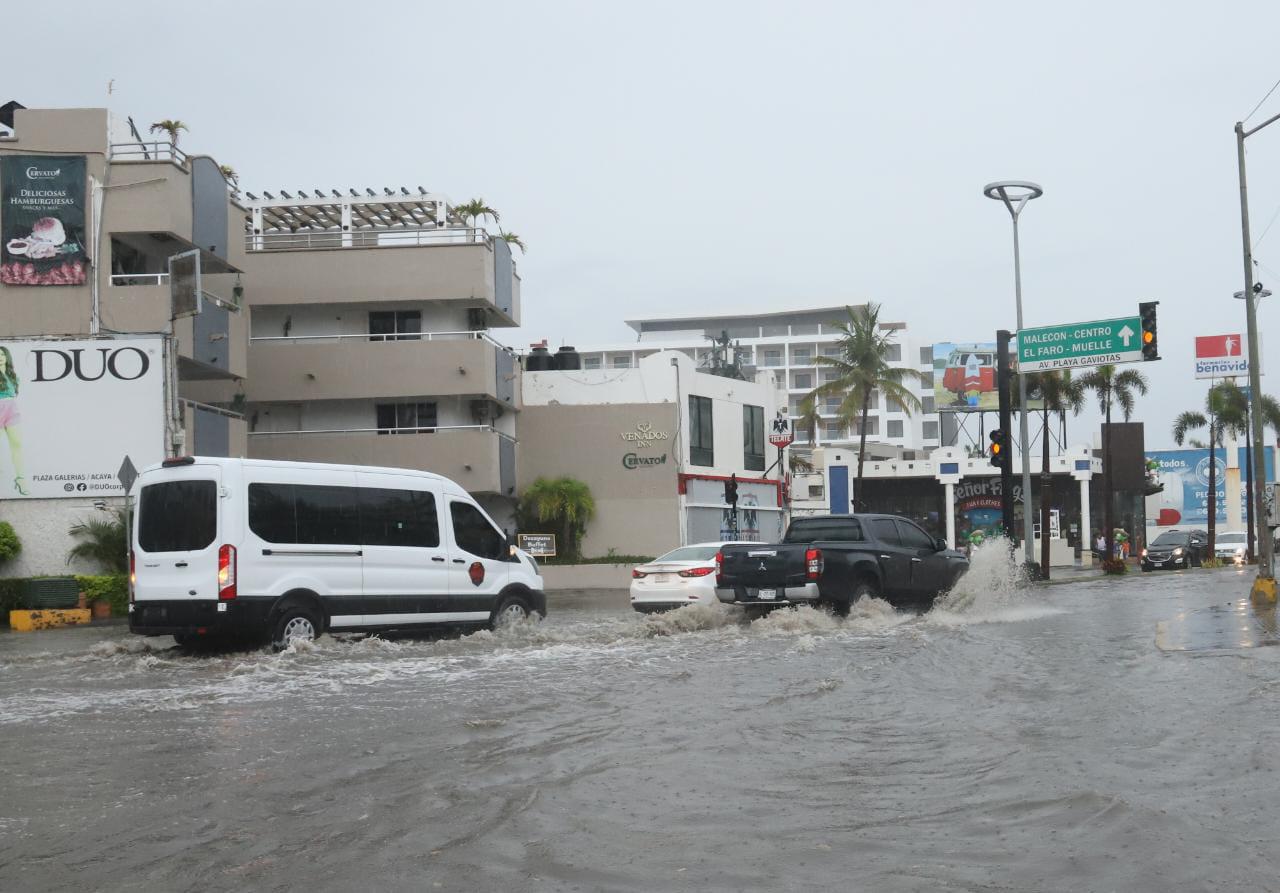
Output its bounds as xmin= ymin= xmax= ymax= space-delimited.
xmin=922 ymin=395 xmax=936 ymax=414
xmin=689 ymin=395 xmax=714 ymax=466
xmin=368 ymin=310 xmax=422 ymax=341
xmin=583 ymin=356 xmax=601 ymax=370
xmin=920 ymin=370 xmax=935 ymax=389
xmin=611 ymin=355 xmax=632 ymax=369
xmin=886 ymin=397 xmax=904 ymax=413
xmin=791 ymin=347 xmax=812 ymax=365
xmin=793 ymin=372 xmax=812 ymax=390
xmin=376 ymin=401 xmax=437 ymax=434
xmin=887 ymin=420 xmax=904 ymax=438
xmin=821 ymin=370 xmax=839 ymax=383
xmin=762 ymin=349 xmax=783 ymax=367
xmin=919 ymin=346 xmax=934 ymax=364
xmin=822 ymin=345 xmax=841 ymax=358
xmin=923 ymin=420 xmax=939 ymax=440
xmin=743 ymin=405 xmax=765 ymax=472
xmin=824 ymin=396 xmax=842 ymax=414
xmin=853 ymin=416 xmax=879 ymax=436
xmin=885 ymin=344 xmax=902 ymax=362
xmin=823 ymin=422 xmax=843 ymax=441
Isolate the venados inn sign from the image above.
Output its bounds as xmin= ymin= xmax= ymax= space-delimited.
xmin=620 ymin=421 xmax=670 ymax=449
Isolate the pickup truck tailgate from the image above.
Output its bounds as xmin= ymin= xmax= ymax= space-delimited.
xmin=719 ymin=546 xmax=803 ymax=587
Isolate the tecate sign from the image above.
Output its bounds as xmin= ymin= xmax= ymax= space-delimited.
xmin=1194 ymin=333 xmax=1255 ymax=379
xmin=0 ymin=337 xmax=165 ymax=499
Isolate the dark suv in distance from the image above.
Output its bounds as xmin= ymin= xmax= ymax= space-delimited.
xmin=1141 ymin=529 xmax=1207 ymax=571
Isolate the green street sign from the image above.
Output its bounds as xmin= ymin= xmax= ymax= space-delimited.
xmin=1017 ymin=315 xmax=1143 ymax=372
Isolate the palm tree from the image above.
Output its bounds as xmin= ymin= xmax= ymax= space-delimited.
xmin=453 ymin=199 xmax=500 ymax=242
xmin=519 ymin=477 xmax=595 ymax=561
xmin=1079 ymin=364 xmax=1149 ymax=561
xmin=66 ymin=509 xmax=128 ymax=574
xmin=218 ymin=164 xmax=239 ymax=186
xmin=1025 ymin=370 xmax=1085 ymax=577
xmin=499 ymin=232 xmax=527 ymax=254
xmin=804 ymin=303 xmax=922 ymax=511
xmin=1173 ymin=383 xmax=1237 ymax=554
xmin=149 ymin=119 xmax=188 ymax=147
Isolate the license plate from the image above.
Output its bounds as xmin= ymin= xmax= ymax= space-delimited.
xmin=655 ymin=574 xmax=670 ymax=583
xmin=758 ymin=589 xmax=777 ymax=600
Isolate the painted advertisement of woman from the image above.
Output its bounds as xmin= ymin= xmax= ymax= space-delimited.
xmin=0 ymin=347 xmax=27 ymax=495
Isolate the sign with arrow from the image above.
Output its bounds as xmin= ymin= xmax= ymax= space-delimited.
xmin=1016 ymin=314 xmax=1144 ymax=372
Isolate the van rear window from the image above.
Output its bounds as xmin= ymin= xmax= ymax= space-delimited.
xmin=138 ymin=480 xmax=217 ymax=552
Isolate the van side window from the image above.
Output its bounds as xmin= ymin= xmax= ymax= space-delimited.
xmin=450 ymin=501 xmax=505 ymax=559
xmin=360 ymin=488 xmax=439 ymax=547
xmin=249 ymin=483 xmax=360 ymax=545
xmin=139 ymin=480 xmax=217 ymax=552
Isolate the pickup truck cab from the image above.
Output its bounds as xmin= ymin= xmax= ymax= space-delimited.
xmin=717 ymin=514 xmax=969 ymax=613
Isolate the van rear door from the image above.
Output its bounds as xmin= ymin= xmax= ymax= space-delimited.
xmin=134 ymin=466 xmax=221 ymax=602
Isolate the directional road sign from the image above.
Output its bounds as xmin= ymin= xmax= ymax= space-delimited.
xmin=1017 ymin=314 xmax=1143 ymax=372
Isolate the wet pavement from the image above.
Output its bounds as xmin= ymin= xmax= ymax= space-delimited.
xmin=2 ymin=546 xmax=1278 ymax=892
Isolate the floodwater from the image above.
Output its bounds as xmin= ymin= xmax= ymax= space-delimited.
xmin=2 ymin=546 xmax=1278 ymax=892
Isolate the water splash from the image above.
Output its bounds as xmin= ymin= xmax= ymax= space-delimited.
xmin=929 ymin=537 xmax=1062 ymax=626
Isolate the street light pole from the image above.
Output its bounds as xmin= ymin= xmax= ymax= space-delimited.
xmin=985 ymin=181 xmax=1044 ymax=569
xmin=1234 ymin=118 xmax=1277 ymax=601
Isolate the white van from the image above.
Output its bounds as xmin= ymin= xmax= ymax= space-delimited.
xmin=128 ymin=457 xmax=545 ymax=648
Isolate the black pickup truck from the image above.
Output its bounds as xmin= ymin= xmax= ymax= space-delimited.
xmin=716 ymin=514 xmax=969 ymax=613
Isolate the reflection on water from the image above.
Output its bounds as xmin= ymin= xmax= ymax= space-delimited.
xmin=1156 ymin=599 xmax=1280 ymax=652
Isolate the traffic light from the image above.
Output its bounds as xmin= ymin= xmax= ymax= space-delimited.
xmin=989 ymin=429 xmax=1007 ymax=468
xmin=1140 ymin=301 xmax=1159 ymax=361
xmin=724 ymin=474 xmax=739 ymax=507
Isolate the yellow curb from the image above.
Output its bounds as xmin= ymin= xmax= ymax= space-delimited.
xmin=8 ymin=609 xmax=92 ymax=631
xmin=1250 ymin=576 xmax=1278 ymax=607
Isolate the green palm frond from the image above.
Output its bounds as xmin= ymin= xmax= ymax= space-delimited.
xmin=149 ymin=119 xmax=188 ymax=146
xmin=1172 ymin=411 xmax=1208 ymax=446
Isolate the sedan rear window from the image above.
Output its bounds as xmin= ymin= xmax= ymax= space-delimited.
xmin=655 ymin=546 xmax=720 ymax=562
xmin=138 ymin=480 xmax=217 ymax=552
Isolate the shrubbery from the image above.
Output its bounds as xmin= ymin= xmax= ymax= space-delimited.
xmin=0 ymin=522 xmax=20 ymax=565
xmin=76 ymin=574 xmax=128 ymax=616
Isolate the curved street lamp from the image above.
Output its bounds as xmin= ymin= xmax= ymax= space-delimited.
xmin=984 ymin=181 xmax=1043 ymax=568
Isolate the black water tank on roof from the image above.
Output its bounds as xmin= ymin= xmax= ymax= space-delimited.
xmin=525 ymin=346 xmax=555 ymax=371
xmin=555 ymin=346 xmax=581 ymax=370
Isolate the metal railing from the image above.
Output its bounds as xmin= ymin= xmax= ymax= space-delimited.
xmin=181 ymin=398 xmax=246 ymax=421
xmin=109 ymin=142 xmax=189 ymax=164
xmin=249 ymin=331 xmax=509 ymax=349
xmin=110 ymin=272 xmax=170 ymax=287
xmin=245 ymin=227 xmax=494 ymax=252
xmin=249 ymin=424 xmax=514 ymax=441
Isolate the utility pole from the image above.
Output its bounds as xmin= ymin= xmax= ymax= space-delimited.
xmin=1234 ymin=118 xmax=1277 ymax=602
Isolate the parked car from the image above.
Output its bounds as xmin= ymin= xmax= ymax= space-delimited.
xmin=130 ymin=457 xmax=546 ymax=648
xmin=717 ymin=514 xmax=969 ymax=613
xmin=1140 ymin=529 xmax=1207 ymax=571
xmin=630 ymin=542 xmax=755 ymax=613
xmin=1213 ymin=531 xmax=1248 ymax=565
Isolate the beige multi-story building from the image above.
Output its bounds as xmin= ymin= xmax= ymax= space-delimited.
xmin=237 ymin=191 xmax=522 ymax=522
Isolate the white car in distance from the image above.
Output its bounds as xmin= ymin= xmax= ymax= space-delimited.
xmin=1214 ymin=531 xmax=1248 ymax=565
xmin=630 ymin=542 xmax=756 ymax=613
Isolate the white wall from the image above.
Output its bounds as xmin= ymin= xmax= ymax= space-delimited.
xmin=1 ymin=497 xmax=122 ymax=579
xmin=251 ymin=303 xmax=476 ymax=339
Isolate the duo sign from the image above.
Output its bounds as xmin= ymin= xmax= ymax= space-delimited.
xmin=1016 ymin=315 xmax=1143 ymax=372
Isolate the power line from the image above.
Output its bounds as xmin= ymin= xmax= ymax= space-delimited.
xmin=1253 ymin=201 xmax=1280 ymax=249
xmin=1244 ymin=74 xmax=1280 ymax=122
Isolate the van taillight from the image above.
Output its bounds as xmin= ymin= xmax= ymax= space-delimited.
xmin=715 ymin=551 xmax=724 ymax=586
xmin=805 ymin=548 xmax=823 ymax=581
xmin=129 ymin=550 xmax=136 ymax=603
xmin=218 ymin=544 xmax=237 ymax=600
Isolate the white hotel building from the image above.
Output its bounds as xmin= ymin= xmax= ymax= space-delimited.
xmin=572 ymin=306 xmax=943 ymax=457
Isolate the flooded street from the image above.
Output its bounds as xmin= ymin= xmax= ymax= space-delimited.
xmin=2 ymin=553 xmax=1279 ymax=892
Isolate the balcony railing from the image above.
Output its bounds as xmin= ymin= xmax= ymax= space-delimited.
xmin=110 ymin=272 xmax=170 ymax=286
xmin=246 ymin=227 xmax=495 ymax=252
xmin=250 ymin=330 xmax=508 ymax=348
xmin=110 ymin=142 xmax=189 ymax=164
xmin=249 ymin=424 xmax=514 ymax=439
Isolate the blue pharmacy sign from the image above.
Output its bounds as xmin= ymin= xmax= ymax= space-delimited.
xmin=1145 ymin=447 xmax=1275 ymax=528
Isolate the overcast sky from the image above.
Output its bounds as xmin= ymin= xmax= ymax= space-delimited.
xmin=10 ymin=0 xmax=1280 ymax=449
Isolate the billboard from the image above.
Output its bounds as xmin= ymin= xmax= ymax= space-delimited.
xmin=1145 ymin=447 xmax=1276 ymax=528
xmin=1 ymin=154 xmax=89 ymax=286
xmin=1194 ymin=333 xmax=1259 ymax=379
xmin=932 ymin=341 xmax=1043 ymax=412
xmin=0 ymin=337 xmax=165 ymax=499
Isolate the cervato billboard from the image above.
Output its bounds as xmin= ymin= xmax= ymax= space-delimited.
xmin=0 ymin=337 xmax=165 ymax=499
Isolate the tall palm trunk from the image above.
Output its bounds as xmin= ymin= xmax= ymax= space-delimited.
xmin=1104 ymin=391 xmax=1114 ymax=561
xmin=1040 ymin=406 xmax=1051 ymax=579
xmin=854 ymin=391 xmax=871 ymax=512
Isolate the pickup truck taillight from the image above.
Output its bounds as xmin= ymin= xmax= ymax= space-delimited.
xmin=715 ymin=551 xmax=724 ymax=586
xmin=805 ymin=547 xmax=823 ymax=581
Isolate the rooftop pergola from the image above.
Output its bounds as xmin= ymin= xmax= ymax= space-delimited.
xmin=244 ymin=187 xmax=466 ymax=234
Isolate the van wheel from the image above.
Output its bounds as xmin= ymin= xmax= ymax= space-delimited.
xmin=271 ymin=607 xmax=321 ymax=651
xmin=491 ymin=593 xmax=531 ymax=629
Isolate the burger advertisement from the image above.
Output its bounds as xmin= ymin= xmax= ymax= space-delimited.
xmin=1 ymin=154 xmax=88 ymax=286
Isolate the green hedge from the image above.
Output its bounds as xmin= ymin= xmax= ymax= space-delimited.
xmin=0 ymin=574 xmax=129 ymax=624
